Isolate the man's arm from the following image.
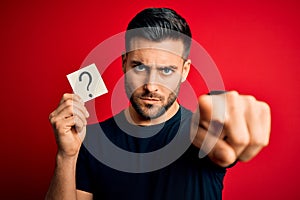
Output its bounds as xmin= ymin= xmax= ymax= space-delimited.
xmin=192 ymin=91 xmax=271 ymax=167
xmin=46 ymin=155 xmax=93 ymax=199
xmin=45 ymin=94 xmax=92 ymax=200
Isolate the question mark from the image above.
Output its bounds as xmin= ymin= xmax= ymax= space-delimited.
xmin=79 ymin=71 xmax=93 ymax=98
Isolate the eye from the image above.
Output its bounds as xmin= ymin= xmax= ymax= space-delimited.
xmin=134 ymin=65 xmax=146 ymax=72
xmin=161 ymin=67 xmax=174 ymax=75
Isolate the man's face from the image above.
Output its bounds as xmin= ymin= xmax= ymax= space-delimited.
xmin=123 ymin=38 xmax=190 ymax=120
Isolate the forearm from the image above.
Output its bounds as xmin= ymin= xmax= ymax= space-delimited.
xmin=45 ymin=154 xmax=78 ymax=200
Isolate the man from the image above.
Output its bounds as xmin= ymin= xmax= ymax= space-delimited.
xmin=46 ymin=8 xmax=271 ymax=200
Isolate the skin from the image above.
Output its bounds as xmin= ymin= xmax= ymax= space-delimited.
xmin=46 ymin=39 xmax=271 ymax=200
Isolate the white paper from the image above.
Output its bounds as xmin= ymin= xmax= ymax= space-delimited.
xmin=67 ymin=63 xmax=108 ymax=102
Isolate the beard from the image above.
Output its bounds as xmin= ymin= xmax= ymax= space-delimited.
xmin=125 ymin=80 xmax=181 ymax=120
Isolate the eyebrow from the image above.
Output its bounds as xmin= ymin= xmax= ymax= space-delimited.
xmin=130 ymin=60 xmax=178 ymax=70
xmin=130 ymin=60 xmax=143 ymax=66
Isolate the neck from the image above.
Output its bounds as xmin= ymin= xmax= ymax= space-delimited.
xmin=125 ymin=102 xmax=180 ymax=126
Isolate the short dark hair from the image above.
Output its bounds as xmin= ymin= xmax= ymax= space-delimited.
xmin=125 ymin=8 xmax=192 ymax=59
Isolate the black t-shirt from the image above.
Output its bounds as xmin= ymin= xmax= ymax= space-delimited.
xmin=76 ymin=107 xmax=227 ymax=200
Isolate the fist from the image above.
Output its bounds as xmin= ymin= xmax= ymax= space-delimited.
xmin=191 ymin=91 xmax=271 ymax=167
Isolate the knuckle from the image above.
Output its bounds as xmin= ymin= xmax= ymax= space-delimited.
xmin=226 ymin=93 xmax=240 ymax=110
xmin=243 ymin=96 xmax=257 ymax=114
xmin=249 ymin=137 xmax=262 ymax=147
xmin=62 ymin=93 xmax=72 ymax=100
xmin=64 ymin=106 xmax=74 ymax=115
xmin=227 ymin=90 xmax=239 ymax=97
xmin=198 ymin=95 xmax=210 ymax=105
xmin=50 ymin=115 xmax=58 ymax=125
xmin=198 ymin=95 xmax=213 ymax=113
xmin=64 ymin=99 xmax=74 ymax=107
xmin=62 ymin=94 xmax=68 ymax=101
xmin=63 ymin=93 xmax=68 ymax=97
xmin=245 ymin=95 xmax=256 ymax=104
xmin=260 ymin=102 xmax=271 ymax=114
xmin=233 ymin=133 xmax=250 ymax=147
xmin=225 ymin=103 xmax=242 ymax=121
xmin=257 ymin=102 xmax=271 ymax=122
xmin=249 ymin=134 xmax=269 ymax=148
xmin=257 ymin=136 xmax=270 ymax=147
xmin=49 ymin=112 xmax=54 ymax=120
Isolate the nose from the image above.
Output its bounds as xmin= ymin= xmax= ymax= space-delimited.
xmin=144 ymin=70 xmax=159 ymax=92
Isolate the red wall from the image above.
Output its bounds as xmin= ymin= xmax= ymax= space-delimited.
xmin=1 ymin=0 xmax=299 ymax=199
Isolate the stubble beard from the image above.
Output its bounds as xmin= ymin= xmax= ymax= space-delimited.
xmin=125 ymin=80 xmax=181 ymax=120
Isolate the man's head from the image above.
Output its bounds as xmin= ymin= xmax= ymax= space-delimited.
xmin=123 ymin=8 xmax=192 ymax=122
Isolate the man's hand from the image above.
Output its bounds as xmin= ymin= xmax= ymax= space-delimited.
xmin=46 ymin=94 xmax=92 ymax=200
xmin=191 ymin=91 xmax=271 ymax=167
xmin=49 ymin=93 xmax=89 ymax=158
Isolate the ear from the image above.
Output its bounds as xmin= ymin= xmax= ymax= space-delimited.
xmin=122 ymin=53 xmax=127 ymax=73
xmin=181 ymin=59 xmax=191 ymax=83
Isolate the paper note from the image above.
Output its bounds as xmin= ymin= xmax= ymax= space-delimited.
xmin=67 ymin=63 xmax=108 ymax=102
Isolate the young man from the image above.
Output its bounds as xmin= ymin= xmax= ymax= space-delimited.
xmin=46 ymin=8 xmax=271 ymax=200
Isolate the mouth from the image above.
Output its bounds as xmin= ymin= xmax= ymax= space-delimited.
xmin=139 ymin=97 xmax=160 ymax=104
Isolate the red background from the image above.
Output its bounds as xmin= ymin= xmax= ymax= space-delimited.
xmin=1 ymin=0 xmax=300 ymax=199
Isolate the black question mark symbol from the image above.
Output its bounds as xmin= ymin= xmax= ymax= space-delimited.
xmin=79 ymin=71 xmax=93 ymax=98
